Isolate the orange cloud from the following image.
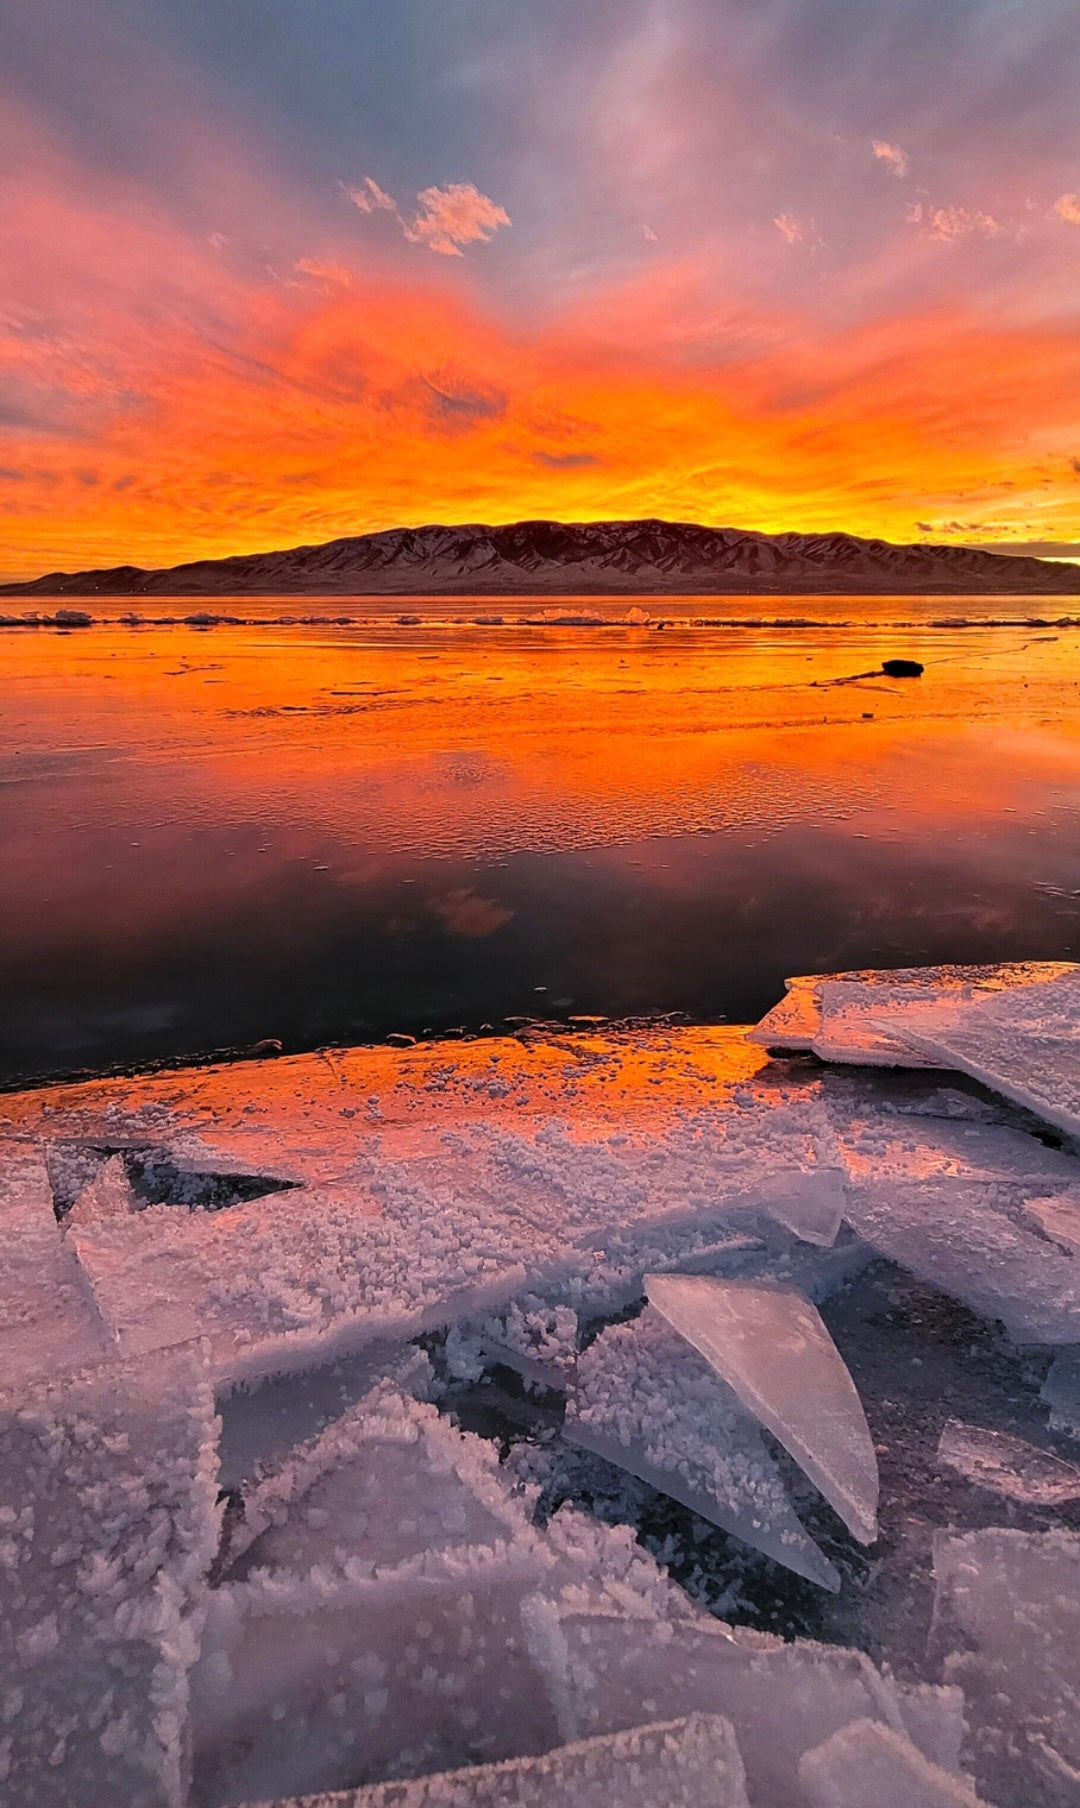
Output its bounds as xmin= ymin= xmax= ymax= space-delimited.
xmin=773 ymin=213 xmax=803 ymax=244
xmin=403 ymin=183 xmax=511 ymax=257
xmin=872 ymin=140 xmax=909 ymax=177
xmin=345 ymin=176 xmax=397 ymax=215
xmin=1053 ymin=193 xmax=1080 ymax=225
xmin=907 ymin=202 xmax=1002 ymax=241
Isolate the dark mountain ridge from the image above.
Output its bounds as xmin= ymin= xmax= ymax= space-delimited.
xmin=4 ymin=518 xmax=1079 ymax=596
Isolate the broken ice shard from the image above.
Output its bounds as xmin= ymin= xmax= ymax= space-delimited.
xmin=936 ymin=1418 xmax=1080 ymax=1506
xmin=645 ymin=1273 xmax=878 ymax=1543
xmin=251 ymin=1714 xmax=751 ymax=1808
xmin=565 ymin=1307 xmax=839 ymax=1589
xmin=0 ymin=1140 xmax=113 ymax=1387
xmin=799 ymin=1717 xmax=987 ymax=1807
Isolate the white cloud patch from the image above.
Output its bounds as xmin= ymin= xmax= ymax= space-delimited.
xmin=872 ymin=140 xmax=909 ymax=177
xmin=1053 ymin=193 xmax=1080 ymax=225
xmin=403 ymin=183 xmax=511 ymax=257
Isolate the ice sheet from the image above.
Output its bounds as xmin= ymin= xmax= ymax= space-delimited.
xmin=886 ymin=970 xmax=1080 ymax=1140
xmin=523 ymin=1595 xmax=964 ymax=1808
xmin=226 ymin=1383 xmax=532 ymax=1579
xmin=932 ymin=1527 xmax=1080 ymax=1807
xmin=798 ymin=1718 xmax=986 ymax=1807
xmin=843 ymin=1177 xmax=1080 ymax=1343
xmin=0 ymin=1139 xmax=113 ymax=1386
xmin=936 ymin=1417 xmax=1080 ymax=1505
xmin=565 ymin=1309 xmax=839 ymax=1589
xmin=0 ymin=1343 xmax=220 ymax=1808
xmin=253 ymin=1714 xmax=750 ymax=1808
xmin=645 ymin=1274 xmax=878 ymax=1543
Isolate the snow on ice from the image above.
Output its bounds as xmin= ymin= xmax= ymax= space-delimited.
xmin=4 ymin=968 xmax=1080 ymax=1806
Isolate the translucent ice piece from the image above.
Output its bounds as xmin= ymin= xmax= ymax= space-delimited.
xmin=937 ymin=1418 xmax=1080 ymax=1505
xmin=190 ymin=1549 xmax=561 ymax=1808
xmin=66 ymin=1151 xmax=138 ymax=1225
xmin=799 ymin=1718 xmax=987 ymax=1807
xmin=932 ymin=1527 xmax=1080 ymax=1807
xmin=565 ymin=1309 xmax=839 ymax=1589
xmin=645 ymin=1273 xmax=878 ymax=1543
xmin=888 ymin=970 xmax=1080 ymax=1140
xmin=1024 ymin=1192 xmax=1080 ymax=1257
xmin=746 ymin=983 xmax=823 ymax=1050
xmin=227 ymin=1382 xmax=532 ymax=1578
xmin=0 ymin=1342 xmax=220 ymax=1808
xmin=254 ymin=1713 xmax=750 ymax=1808
xmin=0 ymin=1140 xmax=112 ymax=1386
xmin=814 ymin=981 xmax=945 ymax=1067
xmin=844 ymin=1178 xmax=1080 ymax=1344
xmin=1042 ymin=1350 xmax=1080 ymax=1439
xmin=523 ymin=1595 xmax=963 ymax=1808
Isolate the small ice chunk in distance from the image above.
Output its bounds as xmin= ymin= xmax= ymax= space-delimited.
xmin=937 ymin=1418 xmax=1080 ymax=1506
xmin=253 ymin=1713 xmax=751 ymax=1808
xmin=799 ymin=1718 xmax=988 ymax=1807
xmin=565 ymin=1309 xmax=840 ymax=1589
xmin=645 ymin=1273 xmax=879 ymax=1543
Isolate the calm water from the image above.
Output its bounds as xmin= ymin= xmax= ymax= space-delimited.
xmin=3 ymin=595 xmax=1080 ymax=1085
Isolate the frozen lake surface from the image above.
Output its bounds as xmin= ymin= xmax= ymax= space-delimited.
xmin=4 ymin=964 xmax=1080 ymax=1807
xmin=2 ymin=597 xmax=1080 ymax=1085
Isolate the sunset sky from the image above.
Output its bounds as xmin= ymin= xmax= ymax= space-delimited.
xmin=2 ymin=0 xmax=1079 ymax=580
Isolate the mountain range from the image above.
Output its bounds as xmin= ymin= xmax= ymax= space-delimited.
xmin=4 ymin=519 xmax=1079 ymax=596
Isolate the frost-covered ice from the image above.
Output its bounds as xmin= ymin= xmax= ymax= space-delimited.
xmin=886 ymin=969 xmax=1080 ymax=1140
xmin=645 ymin=1274 xmax=879 ymax=1543
xmin=67 ymin=1151 xmax=139 ymax=1225
xmin=932 ymin=1527 xmax=1080 ymax=1806
xmin=565 ymin=1308 xmax=839 ymax=1588
xmin=798 ymin=1718 xmax=988 ymax=1807
xmin=936 ymin=1418 xmax=1080 ymax=1505
xmin=254 ymin=1714 xmax=751 ymax=1808
xmin=0 ymin=1141 xmax=113 ymax=1387
xmin=523 ymin=1592 xmax=969 ymax=1808
xmin=0 ymin=1343 xmax=220 ymax=1807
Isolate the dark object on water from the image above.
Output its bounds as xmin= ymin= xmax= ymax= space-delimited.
xmin=387 ymin=1031 xmax=417 ymax=1047
xmin=246 ymin=1037 xmax=283 ymax=1057
xmin=882 ymin=658 xmax=924 ymax=677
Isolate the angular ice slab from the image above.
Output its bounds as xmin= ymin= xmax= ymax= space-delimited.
xmin=255 ymin=1714 xmax=750 ymax=1808
xmin=0 ymin=1140 xmax=112 ymax=1387
xmin=937 ymin=1418 xmax=1080 ymax=1506
xmin=932 ymin=1527 xmax=1080 ymax=1807
xmin=887 ymin=969 xmax=1080 ymax=1140
xmin=645 ymin=1273 xmax=878 ymax=1544
xmin=843 ymin=1178 xmax=1080 ymax=1344
xmin=799 ymin=1718 xmax=987 ymax=1807
xmin=565 ymin=1308 xmax=840 ymax=1589
xmin=0 ymin=1343 xmax=220 ymax=1808
xmin=67 ymin=1150 xmax=139 ymax=1225
xmin=227 ymin=1382 xmax=533 ymax=1579
xmin=523 ymin=1594 xmax=966 ymax=1808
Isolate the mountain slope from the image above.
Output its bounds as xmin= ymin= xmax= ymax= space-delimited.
xmin=4 ymin=519 xmax=1079 ymax=596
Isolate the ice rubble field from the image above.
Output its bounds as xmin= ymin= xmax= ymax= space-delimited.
xmin=4 ymin=965 xmax=1080 ymax=1807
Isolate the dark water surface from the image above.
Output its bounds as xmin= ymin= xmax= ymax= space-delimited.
xmin=3 ymin=596 xmax=1080 ymax=1085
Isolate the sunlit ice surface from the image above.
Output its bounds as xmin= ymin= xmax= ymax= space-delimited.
xmin=2 ymin=596 xmax=1079 ymax=1084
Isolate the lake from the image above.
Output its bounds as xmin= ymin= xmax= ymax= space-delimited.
xmin=3 ymin=594 xmax=1079 ymax=1085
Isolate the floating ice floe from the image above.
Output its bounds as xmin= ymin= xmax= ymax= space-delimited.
xmin=936 ymin=1417 xmax=1080 ymax=1506
xmin=0 ymin=1342 xmax=220 ymax=1808
xmin=645 ymin=1273 xmax=879 ymax=1544
xmin=932 ymin=1527 xmax=1080 ymax=1807
xmin=564 ymin=1308 xmax=840 ymax=1589
xmin=252 ymin=1714 xmax=751 ymax=1808
xmin=798 ymin=1717 xmax=988 ymax=1807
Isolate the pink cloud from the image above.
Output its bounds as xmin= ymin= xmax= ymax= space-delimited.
xmin=872 ymin=140 xmax=909 ymax=178
xmin=345 ymin=176 xmax=397 ymax=215
xmin=907 ymin=201 xmax=1002 ymax=241
xmin=403 ymin=183 xmax=510 ymax=257
xmin=295 ymin=257 xmax=353 ymax=286
xmin=1053 ymin=193 xmax=1080 ymax=225
xmin=773 ymin=213 xmax=803 ymax=244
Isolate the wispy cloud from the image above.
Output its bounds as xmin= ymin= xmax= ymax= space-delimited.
xmin=907 ymin=202 xmax=1001 ymax=241
xmin=345 ymin=176 xmax=397 ymax=215
xmin=295 ymin=257 xmax=353 ymax=286
xmin=773 ymin=213 xmax=803 ymax=244
xmin=1053 ymin=193 xmax=1080 ymax=225
xmin=872 ymin=140 xmax=909 ymax=177
xmin=403 ymin=183 xmax=511 ymax=257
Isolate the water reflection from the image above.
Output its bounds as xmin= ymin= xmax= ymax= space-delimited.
xmin=2 ymin=610 xmax=1079 ymax=1082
